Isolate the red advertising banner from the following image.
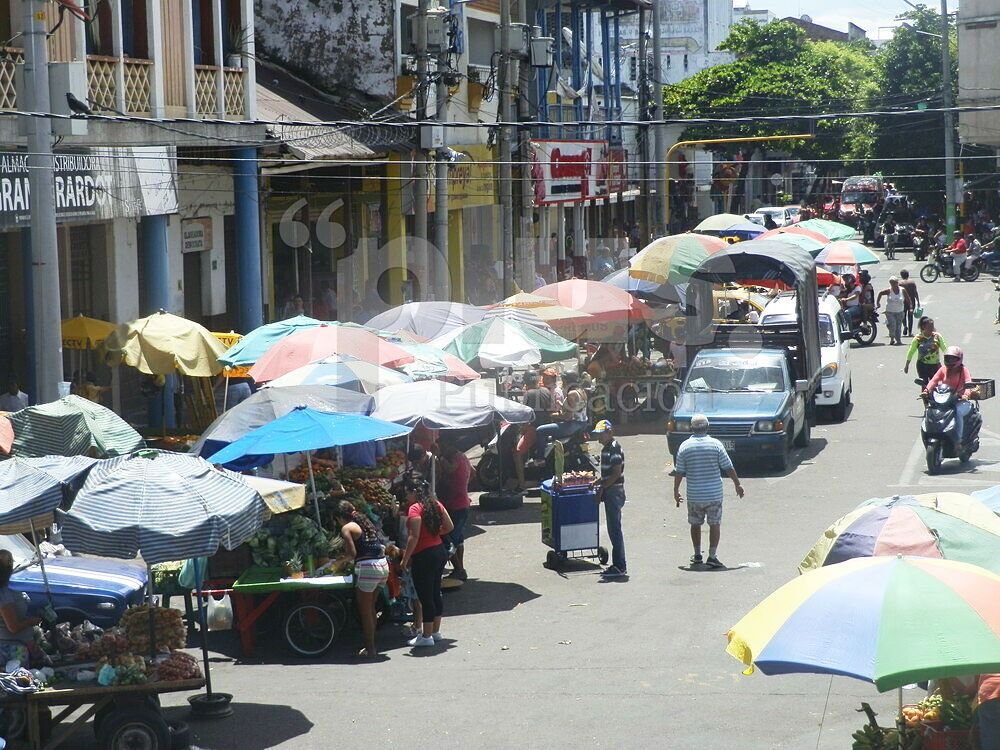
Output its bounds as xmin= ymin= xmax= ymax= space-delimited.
xmin=529 ymin=139 xmax=609 ymax=205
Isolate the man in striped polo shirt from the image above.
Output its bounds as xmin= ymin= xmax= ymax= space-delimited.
xmin=672 ymin=414 xmax=744 ymax=568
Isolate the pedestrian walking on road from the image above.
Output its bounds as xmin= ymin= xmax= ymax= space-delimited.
xmin=593 ymin=420 xmax=627 ymax=577
xmin=898 ymin=270 xmax=919 ymax=336
xmin=877 ymin=276 xmax=911 ymax=345
xmin=904 ymin=316 xmax=947 ymax=388
xmin=672 ymin=415 xmax=744 ymax=569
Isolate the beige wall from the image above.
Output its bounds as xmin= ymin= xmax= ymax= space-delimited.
xmin=958 ymin=0 xmax=1000 ymax=146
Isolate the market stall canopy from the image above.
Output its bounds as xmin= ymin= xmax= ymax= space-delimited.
xmin=8 ymin=395 xmax=144 ymax=458
xmin=726 ymin=556 xmax=1000 ymax=692
xmin=61 ymin=315 xmax=116 ymax=350
xmin=241 ymin=475 xmax=306 ymax=515
xmin=759 ymin=226 xmax=831 ymax=245
xmin=628 ymin=233 xmax=729 ymax=286
xmin=431 ymin=318 xmax=578 ymax=369
xmin=798 ymin=218 xmax=856 ymax=241
xmin=191 ymin=384 xmax=373 ymax=467
xmin=365 ymin=302 xmax=486 ymax=341
xmin=206 ymin=407 xmax=412 ymax=466
xmin=103 ymin=310 xmax=227 ymax=377
xmin=533 ymin=279 xmax=653 ymax=325
xmin=249 ymin=324 xmax=414 ymax=384
xmin=971 ymin=485 xmax=1000 ymax=514
xmin=394 ymin=344 xmax=481 ymax=383
xmin=759 ymin=231 xmax=825 ymax=257
xmin=799 ymin=493 xmax=1000 ymax=575
xmin=0 ymin=457 xmax=71 ymax=531
xmin=60 ymin=451 xmax=267 ymax=565
xmin=372 ymin=381 xmax=534 ymax=429
xmin=815 ymin=240 xmax=880 ymax=267
xmin=218 ymin=315 xmax=324 ymax=367
xmin=693 ymin=213 xmax=748 ymax=233
xmin=602 ymin=268 xmax=681 ymax=305
xmin=264 ymin=354 xmax=412 ymax=394
xmin=495 ymin=293 xmax=594 ymax=324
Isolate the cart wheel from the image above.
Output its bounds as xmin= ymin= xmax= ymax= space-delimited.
xmin=168 ymin=719 xmax=191 ymax=750
xmin=0 ymin=705 xmax=27 ymax=740
xmin=284 ymin=603 xmax=338 ymax=657
xmin=546 ymin=550 xmax=560 ymax=568
xmin=96 ymin=707 xmax=171 ymax=750
xmin=598 ymin=547 xmax=609 ymax=565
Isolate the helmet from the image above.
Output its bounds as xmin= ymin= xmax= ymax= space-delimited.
xmin=944 ymin=346 xmax=964 ymax=368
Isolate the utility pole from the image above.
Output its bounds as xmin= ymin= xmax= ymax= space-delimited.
xmin=498 ymin=0 xmax=514 ymax=296
xmin=637 ymin=8 xmax=650 ymax=245
xmin=24 ymin=0 xmax=62 ymax=403
xmin=434 ymin=4 xmax=450 ymax=301
xmin=414 ymin=0 xmax=430 ymax=300
xmin=940 ymin=0 xmax=956 ymax=236
xmin=517 ymin=0 xmax=534 ymax=292
xmin=650 ymin=0 xmax=666 ymax=237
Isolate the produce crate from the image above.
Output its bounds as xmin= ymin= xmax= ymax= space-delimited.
xmin=970 ymin=377 xmax=995 ymax=399
xmin=922 ymin=728 xmax=972 ymax=750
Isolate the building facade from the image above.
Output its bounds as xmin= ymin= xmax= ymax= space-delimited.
xmin=958 ymin=0 xmax=1000 ymax=148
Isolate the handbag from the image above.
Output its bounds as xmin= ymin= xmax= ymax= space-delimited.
xmin=913 ymin=306 xmax=924 ymax=318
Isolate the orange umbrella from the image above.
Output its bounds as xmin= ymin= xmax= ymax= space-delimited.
xmin=249 ymin=324 xmax=414 ymax=384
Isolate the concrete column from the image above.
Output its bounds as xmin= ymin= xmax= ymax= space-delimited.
xmin=233 ymin=147 xmax=263 ymax=332
xmin=240 ymin=0 xmax=256 ymax=117
xmin=110 ymin=0 xmax=126 ymax=112
xmin=212 ymin=0 xmax=225 ymax=117
xmin=20 ymin=229 xmax=35 ymax=402
xmin=181 ymin=0 xmax=197 ymax=117
xmin=107 ymin=219 xmax=139 ymax=414
xmin=140 ymin=214 xmax=174 ymax=428
xmin=448 ymin=209 xmax=464 ymax=302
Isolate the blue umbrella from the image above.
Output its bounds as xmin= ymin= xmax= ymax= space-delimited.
xmin=206 ymin=407 xmax=411 ymax=466
xmin=218 ymin=315 xmax=324 ymax=367
xmin=722 ymin=221 xmax=766 ymax=240
xmin=972 ymin=486 xmax=1000 ymax=514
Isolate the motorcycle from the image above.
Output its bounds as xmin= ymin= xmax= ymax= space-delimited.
xmin=913 ymin=231 xmax=931 ymax=261
xmin=846 ymin=307 xmax=878 ymax=346
xmin=921 ymin=384 xmax=982 ymax=474
xmin=974 ymin=248 xmax=1000 ymax=276
xmin=919 ymin=250 xmax=981 ymax=283
xmin=475 ymin=422 xmax=595 ymax=491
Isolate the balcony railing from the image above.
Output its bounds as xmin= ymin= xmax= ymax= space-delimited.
xmin=195 ymin=65 xmax=217 ymax=116
xmin=123 ymin=58 xmax=152 ymax=114
xmin=87 ymin=55 xmax=117 ymax=112
xmin=223 ymin=67 xmax=245 ymax=117
xmin=87 ymin=55 xmax=154 ymax=115
xmin=0 ymin=47 xmax=23 ymax=110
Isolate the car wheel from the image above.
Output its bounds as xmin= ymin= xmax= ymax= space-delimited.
xmin=795 ymin=416 xmax=811 ymax=448
xmin=832 ymin=389 xmax=848 ymax=422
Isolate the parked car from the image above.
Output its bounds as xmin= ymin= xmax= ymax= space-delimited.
xmin=760 ymin=294 xmax=853 ymax=421
xmin=0 ymin=533 xmax=147 ymax=627
xmin=784 ymin=205 xmax=802 ymax=223
xmin=748 ymin=207 xmax=795 ymax=227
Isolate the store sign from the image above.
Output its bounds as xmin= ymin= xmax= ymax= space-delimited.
xmin=530 ymin=140 xmax=608 ymax=205
xmin=0 ymin=146 xmax=178 ymax=230
xmin=608 ymin=147 xmax=628 ymax=193
xmin=182 ymin=217 xmax=213 ymax=254
xmin=450 ymin=144 xmax=496 ymax=210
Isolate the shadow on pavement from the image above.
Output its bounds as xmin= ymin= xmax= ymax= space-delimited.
xmin=737 ymin=437 xmax=829 ymax=478
xmin=472 ymin=500 xmax=541 ymax=526
xmin=163 ymin=701 xmax=313 ymax=749
xmin=440 ymin=580 xmax=541 ymax=616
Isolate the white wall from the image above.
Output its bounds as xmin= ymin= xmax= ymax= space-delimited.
xmin=958 ymin=0 xmax=1000 ymax=147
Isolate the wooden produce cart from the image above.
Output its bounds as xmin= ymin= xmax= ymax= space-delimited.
xmin=1 ymin=677 xmax=204 ymax=750
xmin=231 ymin=566 xmax=355 ymax=658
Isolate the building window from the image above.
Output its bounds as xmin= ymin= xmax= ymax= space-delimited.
xmin=467 ymin=18 xmax=497 ymax=67
xmin=683 ymin=54 xmax=689 ymax=70
xmin=666 ymin=54 xmax=671 ymax=68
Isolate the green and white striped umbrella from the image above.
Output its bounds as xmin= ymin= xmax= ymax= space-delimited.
xmin=431 ymin=318 xmax=578 ymax=370
xmin=9 ymin=396 xmax=144 ymax=458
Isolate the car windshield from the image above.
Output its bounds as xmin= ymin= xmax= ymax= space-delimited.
xmin=686 ymin=357 xmax=786 ymax=393
xmin=0 ymin=534 xmax=37 ymax=570
xmin=842 ymin=192 xmax=875 ymax=204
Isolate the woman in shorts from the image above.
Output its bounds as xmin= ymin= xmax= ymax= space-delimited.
xmin=334 ymin=501 xmax=389 ymax=659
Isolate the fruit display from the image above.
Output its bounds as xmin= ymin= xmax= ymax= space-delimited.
xmin=556 ymin=470 xmax=598 ymax=488
xmin=97 ymin=653 xmax=148 ymax=686
xmin=154 ymin=650 xmax=201 ymax=681
xmin=122 ymin=606 xmax=186 ymax=653
xmin=342 ymin=477 xmax=396 ymax=510
xmin=903 ymin=692 xmax=974 ymax=731
xmin=37 ymin=621 xmax=129 ymax=662
xmin=247 ymin=512 xmax=332 ymax=568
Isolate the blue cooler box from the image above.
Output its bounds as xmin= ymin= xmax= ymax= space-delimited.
xmin=540 ymin=479 xmax=599 ymax=554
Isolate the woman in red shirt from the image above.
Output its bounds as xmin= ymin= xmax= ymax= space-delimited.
xmin=923 ymin=346 xmax=977 ymax=440
xmin=399 ymin=474 xmax=454 ymax=648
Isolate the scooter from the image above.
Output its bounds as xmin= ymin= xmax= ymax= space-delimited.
xmin=920 ymin=250 xmax=981 ymax=283
xmin=921 ymin=385 xmax=982 ymax=474
xmin=974 ymin=247 xmax=1000 ymax=276
xmin=847 ymin=308 xmax=878 ymax=346
xmin=476 ymin=423 xmax=595 ymax=491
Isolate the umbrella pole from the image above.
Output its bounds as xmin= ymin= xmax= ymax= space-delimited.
xmin=222 ymin=372 xmax=230 ymax=412
xmin=897 ymin=688 xmax=904 ymax=750
xmin=28 ymin=519 xmax=54 ymax=607
xmin=193 ymin=558 xmax=214 ymax=696
xmin=146 ymin=563 xmax=157 ymax=660
xmin=306 ymin=452 xmax=322 ymax=528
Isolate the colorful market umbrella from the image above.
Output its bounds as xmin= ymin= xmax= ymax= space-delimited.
xmin=815 ymin=240 xmax=880 ymax=267
xmin=265 ymin=354 xmax=412 ymax=394
xmin=481 ymin=306 xmax=558 ymax=332
xmin=798 ymin=218 xmax=856 ymax=241
xmin=248 ymin=323 xmax=414 ymax=384
xmin=761 ymin=231 xmax=825 ymax=256
xmin=103 ymin=311 xmax=226 ymax=377
xmin=799 ymin=493 xmax=1000 ymax=574
xmin=628 ymin=233 xmax=729 ymax=286
xmin=365 ymin=302 xmax=486 ymax=341
xmin=218 ymin=316 xmax=324 ymax=367
xmin=372 ymin=381 xmax=534 ymax=429
xmin=726 ymin=556 xmax=1000 ymax=692
xmin=601 ymin=268 xmax=680 ymax=304
xmin=759 ymin=226 xmax=831 ymax=245
xmin=9 ymin=395 xmax=144 ymax=458
xmin=431 ymin=318 xmax=578 ymax=369
xmin=972 ymin=485 xmax=1000 ymax=514
xmin=61 ymin=315 xmax=116 ymax=351
xmin=693 ymin=213 xmax=748 ymax=233
xmin=394 ymin=344 xmax=481 ymax=383
xmin=534 ymin=279 xmax=652 ymax=324
xmin=494 ymin=293 xmax=594 ymax=328
xmin=720 ymin=221 xmax=766 ymax=240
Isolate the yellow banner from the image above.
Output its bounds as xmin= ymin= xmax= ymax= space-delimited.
xmin=449 ymin=144 xmax=496 ymax=210
xmin=213 ymin=333 xmax=250 ymax=378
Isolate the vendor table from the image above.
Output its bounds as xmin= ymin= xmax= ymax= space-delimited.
xmin=540 ymin=479 xmax=608 ymax=569
xmin=1 ymin=677 xmax=204 ymax=750
xmin=231 ymin=566 xmax=354 ymax=658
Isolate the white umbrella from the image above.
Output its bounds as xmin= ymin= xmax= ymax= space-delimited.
xmin=372 ymin=381 xmax=534 ymax=429
xmin=365 ymin=302 xmax=486 ymax=340
xmin=265 ymin=354 xmax=412 ymax=394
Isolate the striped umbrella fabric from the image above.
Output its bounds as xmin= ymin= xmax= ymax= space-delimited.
xmin=0 ymin=458 xmax=66 ymax=529
xmin=10 ymin=396 xmax=144 ymax=458
xmin=431 ymin=318 xmax=578 ymax=369
xmin=815 ymin=240 xmax=880 ymax=267
xmin=219 ymin=315 xmax=324 ymax=367
xmin=798 ymin=218 xmax=856 ymax=241
xmin=628 ymin=233 xmax=728 ymax=286
xmin=61 ymin=451 xmax=267 ymax=565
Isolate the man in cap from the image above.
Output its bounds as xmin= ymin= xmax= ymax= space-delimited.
xmin=673 ymin=414 xmax=744 ymax=568
xmin=593 ymin=420 xmax=627 ymax=577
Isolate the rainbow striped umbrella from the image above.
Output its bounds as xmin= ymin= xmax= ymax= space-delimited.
xmin=628 ymin=233 xmax=728 ymax=285
xmin=815 ymin=240 xmax=880 ymax=267
xmin=727 ymin=556 xmax=1000 ymax=692
xmin=799 ymin=493 xmax=1000 ymax=574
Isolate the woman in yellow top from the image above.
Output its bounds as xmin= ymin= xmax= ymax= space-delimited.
xmin=903 ymin=316 xmax=947 ymax=388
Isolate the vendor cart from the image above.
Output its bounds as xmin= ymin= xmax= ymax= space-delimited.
xmin=231 ymin=566 xmax=357 ymax=658
xmin=0 ymin=677 xmax=204 ymax=750
xmin=540 ymin=479 xmax=608 ymax=569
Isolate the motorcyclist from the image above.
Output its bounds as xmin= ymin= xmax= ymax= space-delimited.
xmin=922 ymin=346 xmax=978 ymax=442
xmin=839 ymin=274 xmax=863 ymax=324
xmin=883 ymin=214 xmax=898 ymax=259
xmin=947 ymin=231 xmax=968 ymax=281
xmin=858 ymin=270 xmax=876 ymax=321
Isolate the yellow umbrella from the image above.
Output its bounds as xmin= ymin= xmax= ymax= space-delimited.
xmin=61 ymin=315 xmax=116 ymax=350
xmin=103 ymin=311 xmax=226 ymax=377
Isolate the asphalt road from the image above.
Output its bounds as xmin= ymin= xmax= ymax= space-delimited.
xmin=76 ymin=254 xmax=1000 ymax=749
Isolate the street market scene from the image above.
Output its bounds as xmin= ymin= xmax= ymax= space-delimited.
xmin=2 ymin=0 xmax=1000 ymax=749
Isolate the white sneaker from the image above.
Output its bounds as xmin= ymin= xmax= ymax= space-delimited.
xmin=408 ymin=635 xmax=435 ymax=647
xmin=431 ymin=632 xmax=443 ymax=643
